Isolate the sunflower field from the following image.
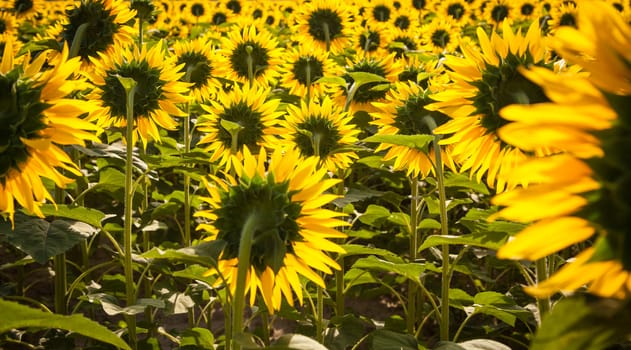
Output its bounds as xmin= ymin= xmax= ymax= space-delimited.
xmin=1 ymin=0 xmax=631 ymax=349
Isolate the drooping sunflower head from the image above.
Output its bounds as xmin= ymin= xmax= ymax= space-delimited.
xmin=58 ymin=0 xmax=136 ymax=70
xmin=279 ymin=95 xmax=360 ymax=172
xmin=354 ymin=23 xmax=389 ymax=57
xmin=0 ymin=39 xmax=99 ymax=222
xmin=196 ymin=146 xmax=347 ymax=311
xmin=294 ymin=0 xmax=357 ymax=53
xmin=482 ymin=0 xmax=516 ymax=27
xmin=339 ymin=53 xmax=404 ymax=114
xmin=0 ymin=12 xmax=17 ymax=40
xmin=371 ymin=81 xmax=456 ymax=178
xmin=426 ymin=20 xmax=553 ymax=192
xmin=172 ymin=35 xmax=220 ymax=103
xmin=85 ymin=41 xmax=190 ymax=149
xmin=278 ymin=44 xmax=342 ymax=98
xmin=420 ymin=16 xmax=462 ymax=54
xmin=197 ymin=84 xmax=284 ymax=172
xmin=385 ymin=27 xmax=420 ymax=59
xmin=215 ymin=24 xmax=284 ymax=87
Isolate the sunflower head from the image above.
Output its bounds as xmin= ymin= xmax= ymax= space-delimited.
xmin=278 ymin=44 xmax=342 ymax=98
xmin=279 ymin=95 xmax=360 ymax=171
xmin=295 ymin=0 xmax=356 ymax=53
xmin=197 ymin=84 xmax=283 ymax=172
xmin=1 ymin=39 xmax=99 ymax=222
xmin=85 ymin=41 xmax=190 ymax=149
xmin=172 ymin=36 xmax=220 ymax=102
xmin=197 ymin=147 xmax=347 ymax=310
xmin=60 ymin=0 xmax=136 ymax=68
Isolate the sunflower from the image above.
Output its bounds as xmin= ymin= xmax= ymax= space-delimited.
xmin=546 ymin=1 xmax=579 ymax=33
xmin=385 ymin=27 xmax=420 ymax=59
xmin=426 ymin=21 xmax=553 ymax=192
xmin=294 ymin=0 xmax=356 ymax=53
xmin=277 ymin=44 xmax=342 ymax=99
xmin=11 ymin=0 xmax=41 ymax=20
xmin=419 ymin=16 xmax=462 ymax=54
xmin=172 ymin=35 xmax=220 ymax=103
xmin=434 ymin=0 xmax=475 ymax=27
xmin=56 ymin=0 xmax=136 ymax=70
xmin=278 ymin=95 xmax=360 ymax=172
xmin=339 ymin=52 xmax=404 ymax=114
xmin=85 ymin=41 xmax=190 ymax=149
xmin=197 ymin=84 xmax=284 ymax=172
xmin=363 ymin=0 xmax=396 ymax=24
xmin=492 ymin=1 xmax=631 ymax=299
xmin=514 ymin=0 xmax=542 ymax=24
xmin=354 ymin=23 xmax=389 ymax=57
xmin=481 ymin=0 xmax=516 ymax=27
xmin=196 ymin=146 xmax=347 ymax=311
xmin=0 ymin=39 xmax=99 ymax=223
xmin=0 ymin=11 xmax=17 ymax=40
xmin=371 ymin=81 xmax=456 ymax=178
xmin=391 ymin=8 xmax=420 ymax=31
xmin=214 ymin=24 xmax=284 ymax=87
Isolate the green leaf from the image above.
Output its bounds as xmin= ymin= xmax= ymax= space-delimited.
xmin=344 ymin=268 xmax=378 ymax=288
xmin=314 ymin=76 xmax=348 ymax=87
xmin=435 ymin=339 xmax=511 ymax=350
xmin=324 ymin=314 xmax=371 ymax=350
xmin=180 ymin=327 xmax=215 ymax=349
xmin=141 ymin=240 xmax=226 ymax=268
xmin=39 ymin=204 xmax=106 ymax=229
xmin=0 ymin=299 xmax=131 ymax=350
xmin=0 ymin=213 xmax=96 ymax=264
xmin=419 ymin=218 xmax=441 ymax=229
xmin=358 ymin=204 xmax=391 ymax=227
xmin=341 ymin=244 xmax=404 ymax=263
xmin=267 ymin=334 xmax=328 ymax=350
xmin=86 ymin=293 xmax=165 ymax=316
xmin=449 ymin=288 xmax=474 ymax=310
xmin=369 ymin=329 xmax=418 ymax=350
xmin=468 ymin=291 xmax=532 ymax=327
xmin=419 ymin=231 xmax=509 ymax=252
xmin=346 ymin=71 xmax=389 ymax=86
xmin=352 ymin=256 xmax=426 ymax=285
xmin=531 ymin=295 xmax=631 ymax=350
xmin=363 ymin=134 xmax=434 ymax=152
xmin=425 ymin=197 xmax=472 ymax=215
xmin=442 ymin=172 xmax=490 ymax=194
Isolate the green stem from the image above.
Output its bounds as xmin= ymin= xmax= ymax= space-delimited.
xmin=407 ymin=175 xmax=420 ymax=334
xmin=69 ymin=22 xmax=90 ymax=59
xmin=259 ymin=301 xmax=270 ymax=346
xmin=316 ymin=283 xmax=324 ymax=342
xmin=138 ymin=17 xmax=143 ymax=47
xmin=246 ymin=45 xmax=254 ymax=86
xmin=322 ymin=22 xmax=331 ymax=52
xmin=535 ymin=258 xmax=550 ymax=322
xmin=452 ymin=312 xmax=477 ymax=343
xmin=53 ymin=187 xmax=67 ymax=315
xmin=53 ymin=254 xmax=67 ymax=314
xmin=305 ymin=57 xmax=312 ymax=104
xmin=232 ymin=214 xmax=259 ymax=350
xmin=120 ymin=76 xmax=139 ymax=350
xmin=335 ymin=170 xmax=346 ymax=317
xmin=424 ymin=116 xmax=450 ymax=341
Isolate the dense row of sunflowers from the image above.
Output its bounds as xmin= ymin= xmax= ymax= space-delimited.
xmin=1 ymin=0 xmax=630 ymax=348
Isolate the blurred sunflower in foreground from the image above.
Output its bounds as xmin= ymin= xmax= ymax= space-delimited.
xmin=493 ymin=2 xmax=631 ymax=299
xmin=196 ymin=146 xmax=347 ymax=311
xmin=85 ymin=41 xmax=190 ymax=149
xmin=0 ymin=39 xmax=99 ymax=222
xmin=426 ymin=21 xmax=553 ymax=192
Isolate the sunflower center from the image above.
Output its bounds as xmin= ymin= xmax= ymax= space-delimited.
xmin=307 ymin=9 xmax=343 ymax=42
xmin=62 ymin=0 xmax=119 ymax=61
xmin=344 ymin=61 xmax=389 ymax=103
xmin=252 ymin=8 xmax=263 ymax=19
xmin=394 ymin=93 xmax=449 ymax=135
xmin=0 ymin=20 xmax=6 ymax=33
xmin=294 ymin=115 xmax=342 ymax=158
xmin=491 ymin=5 xmax=510 ymax=23
xmin=447 ymin=3 xmax=465 ymax=20
xmin=559 ymin=13 xmax=577 ymax=27
xmin=389 ymin=35 xmax=417 ymax=58
xmin=230 ymin=41 xmax=270 ymax=80
xmin=227 ymin=0 xmax=241 ymax=14
xmin=0 ymin=71 xmax=48 ymax=181
xmin=215 ymin=177 xmax=302 ymax=273
xmin=431 ymin=29 xmax=450 ymax=49
xmin=217 ymin=101 xmax=264 ymax=151
xmin=394 ymin=15 xmax=411 ymax=29
xmin=212 ymin=11 xmax=227 ymax=25
xmin=471 ymin=54 xmax=550 ymax=135
xmin=101 ymin=60 xmax=163 ymax=119
xmin=13 ymin=0 xmax=33 ymax=15
xmin=359 ymin=30 xmax=381 ymax=52
xmin=177 ymin=52 xmax=212 ymax=89
xmin=521 ymin=3 xmax=534 ymax=15
xmin=291 ymin=56 xmax=324 ymax=86
xmin=372 ymin=5 xmax=391 ymax=22
xmin=412 ymin=0 xmax=426 ymax=10
xmin=191 ymin=3 xmax=204 ymax=17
